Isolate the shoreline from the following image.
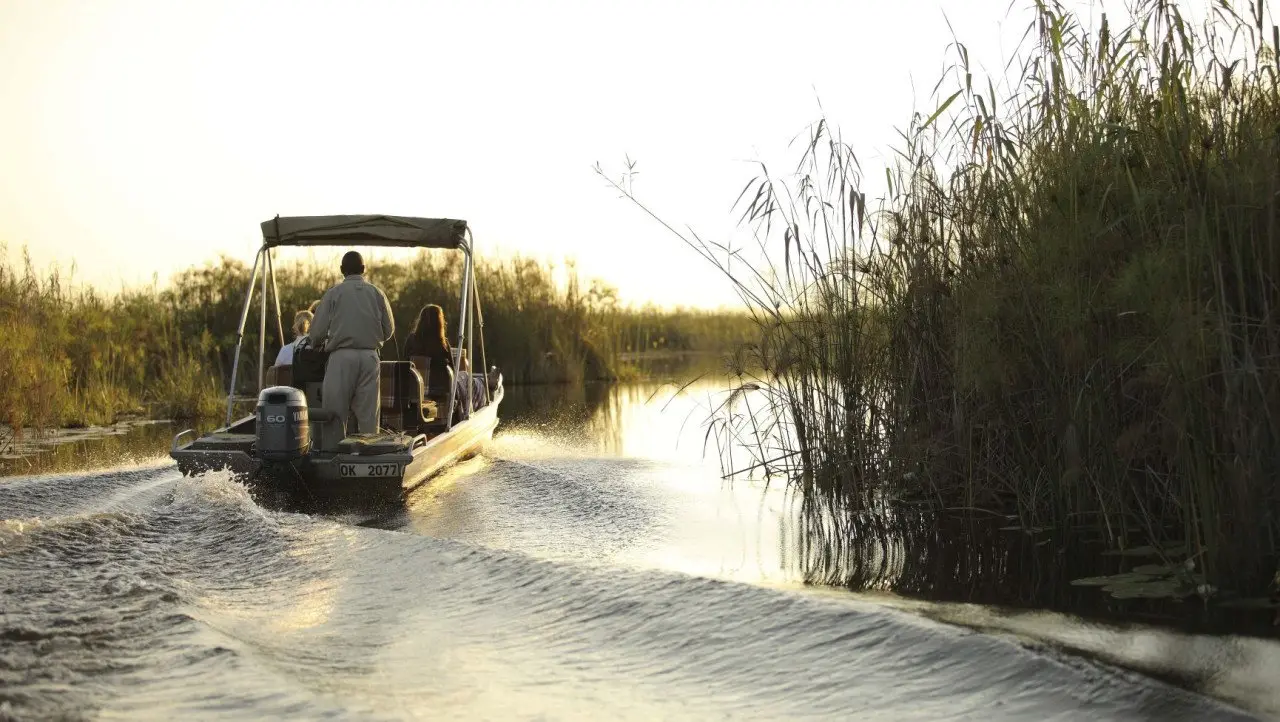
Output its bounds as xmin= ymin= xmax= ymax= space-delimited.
xmin=0 ymin=419 xmax=174 ymax=465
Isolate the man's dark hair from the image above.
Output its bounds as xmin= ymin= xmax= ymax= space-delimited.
xmin=340 ymin=251 xmax=365 ymax=276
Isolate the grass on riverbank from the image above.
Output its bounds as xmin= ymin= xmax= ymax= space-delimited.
xmin=0 ymin=249 xmax=754 ymax=431
xmin=168 ymin=253 xmax=755 ymax=389
xmin=0 ymin=251 xmax=224 ymax=430
xmin=605 ymin=0 xmax=1280 ymax=601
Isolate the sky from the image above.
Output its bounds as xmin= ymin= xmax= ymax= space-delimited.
xmin=0 ymin=0 xmax=1097 ymax=308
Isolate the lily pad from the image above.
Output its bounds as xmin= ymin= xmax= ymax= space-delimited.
xmin=1131 ymin=564 xmax=1177 ymax=577
xmin=1102 ymin=544 xmax=1188 ymax=558
xmin=1103 ymin=579 xmax=1192 ymax=599
xmin=1071 ymin=577 xmax=1114 ymax=587
xmin=1071 ymin=572 xmax=1154 ymax=587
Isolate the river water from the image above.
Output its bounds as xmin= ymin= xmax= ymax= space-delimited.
xmin=1 ymin=379 xmax=1276 ymax=720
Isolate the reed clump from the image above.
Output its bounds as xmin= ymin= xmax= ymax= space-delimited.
xmin=169 ymin=252 xmax=736 ymax=389
xmin=615 ymin=304 xmax=760 ymax=355
xmin=0 ymin=249 xmax=223 ymax=430
xmin=0 ymin=249 xmax=752 ymax=432
xmin=606 ymin=0 xmax=1280 ymax=600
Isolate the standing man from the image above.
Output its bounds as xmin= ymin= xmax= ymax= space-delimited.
xmin=307 ymin=251 xmax=395 ymax=441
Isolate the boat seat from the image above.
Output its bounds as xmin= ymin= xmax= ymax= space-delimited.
xmin=409 ymin=355 xmax=464 ymax=422
xmin=379 ymin=361 xmax=436 ymax=432
xmin=307 ymin=407 xmax=342 ymax=452
xmin=266 ymin=364 xmax=294 ymax=388
xmin=293 ymin=347 xmax=329 ymax=387
xmin=291 ymin=347 xmax=330 ymax=409
xmin=408 ymin=356 xmax=454 ymax=397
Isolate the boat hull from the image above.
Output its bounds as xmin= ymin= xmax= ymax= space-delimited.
xmin=171 ymin=386 xmax=503 ymax=504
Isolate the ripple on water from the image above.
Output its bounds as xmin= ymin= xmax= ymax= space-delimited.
xmin=0 ymin=452 xmax=1269 ymax=720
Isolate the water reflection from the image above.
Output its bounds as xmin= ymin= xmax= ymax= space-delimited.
xmin=398 ymin=378 xmax=802 ymax=586
xmin=790 ymin=496 xmax=1280 ymax=639
xmin=5 ymin=378 xmax=1279 ymax=718
xmin=498 ymin=380 xmax=734 ymax=462
xmin=0 ymin=421 xmax=179 ymax=477
xmin=402 ymin=378 xmax=1280 ymax=715
xmin=4 ymin=382 xmax=1274 ymax=642
xmin=7 ymin=382 xmax=1269 ymax=639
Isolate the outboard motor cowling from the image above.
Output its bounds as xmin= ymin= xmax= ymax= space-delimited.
xmin=256 ymin=386 xmax=310 ymax=461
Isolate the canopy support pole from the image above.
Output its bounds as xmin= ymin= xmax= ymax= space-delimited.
xmin=467 ymin=232 xmax=490 ymax=407
xmin=444 ymin=245 xmax=472 ymax=431
xmin=267 ymin=247 xmax=285 ymax=347
xmin=258 ymin=245 xmax=268 ymax=392
xmin=465 ymin=260 xmax=475 ymax=416
xmin=226 ymin=247 xmax=263 ymax=425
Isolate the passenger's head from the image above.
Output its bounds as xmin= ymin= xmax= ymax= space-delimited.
xmin=292 ymin=310 xmax=313 ymax=337
xmin=340 ymin=250 xmax=365 ymax=276
xmin=412 ymin=304 xmax=447 ymax=344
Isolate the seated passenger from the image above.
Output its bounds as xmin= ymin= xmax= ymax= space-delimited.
xmin=404 ymin=304 xmax=485 ymax=419
xmin=274 ymin=310 xmax=314 ymax=366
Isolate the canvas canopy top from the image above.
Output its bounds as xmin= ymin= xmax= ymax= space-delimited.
xmin=260 ymin=215 xmax=469 ymax=250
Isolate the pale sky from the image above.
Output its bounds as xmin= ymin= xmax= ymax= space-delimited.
xmin=1 ymin=0 xmax=1111 ymax=308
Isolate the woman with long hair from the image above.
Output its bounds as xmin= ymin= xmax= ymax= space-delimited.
xmin=404 ymin=303 xmax=449 ymax=374
xmin=404 ymin=304 xmax=483 ymax=418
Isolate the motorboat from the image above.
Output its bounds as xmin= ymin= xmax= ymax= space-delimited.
xmin=170 ymin=215 xmax=504 ymax=502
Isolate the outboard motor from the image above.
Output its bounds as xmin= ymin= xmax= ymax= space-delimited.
xmin=256 ymin=386 xmax=310 ymax=461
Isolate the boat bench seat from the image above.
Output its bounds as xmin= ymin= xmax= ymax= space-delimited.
xmin=266 ymin=364 xmax=293 ymax=388
xmin=264 ymin=356 xmax=438 ymax=435
xmin=379 ymin=361 xmax=436 ymax=431
xmin=408 ymin=355 xmax=460 ymax=416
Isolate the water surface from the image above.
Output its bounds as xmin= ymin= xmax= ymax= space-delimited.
xmin=0 ymin=380 xmax=1273 ymax=720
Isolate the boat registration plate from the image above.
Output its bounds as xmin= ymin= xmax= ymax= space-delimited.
xmin=338 ymin=462 xmax=403 ymax=478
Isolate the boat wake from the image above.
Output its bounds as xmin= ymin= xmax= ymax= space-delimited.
xmin=0 ymin=447 xmax=1268 ymax=720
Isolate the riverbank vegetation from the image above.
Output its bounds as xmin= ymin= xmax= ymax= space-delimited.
xmin=605 ymin=0 xmax=1280 ymax=608
xmin=0 ymin=249 xmax=754 ymax=431
xmin=0 ymin=251 xmax=223 ymax=431
xmin=615 ymin=304 xmax=761 ymax=355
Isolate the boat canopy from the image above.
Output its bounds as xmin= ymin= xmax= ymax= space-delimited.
xmin=232 ymin=212 xmax=485 ymax=428
xmin=260 ymin=215 xmax=468 ymax=250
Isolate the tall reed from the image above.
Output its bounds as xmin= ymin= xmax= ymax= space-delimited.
xmin=603 ymin=0 xmax=1280 ymax=599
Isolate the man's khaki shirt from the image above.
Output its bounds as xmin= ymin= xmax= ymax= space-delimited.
xmin=307 ymin=274 xmax=395 ymax=352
